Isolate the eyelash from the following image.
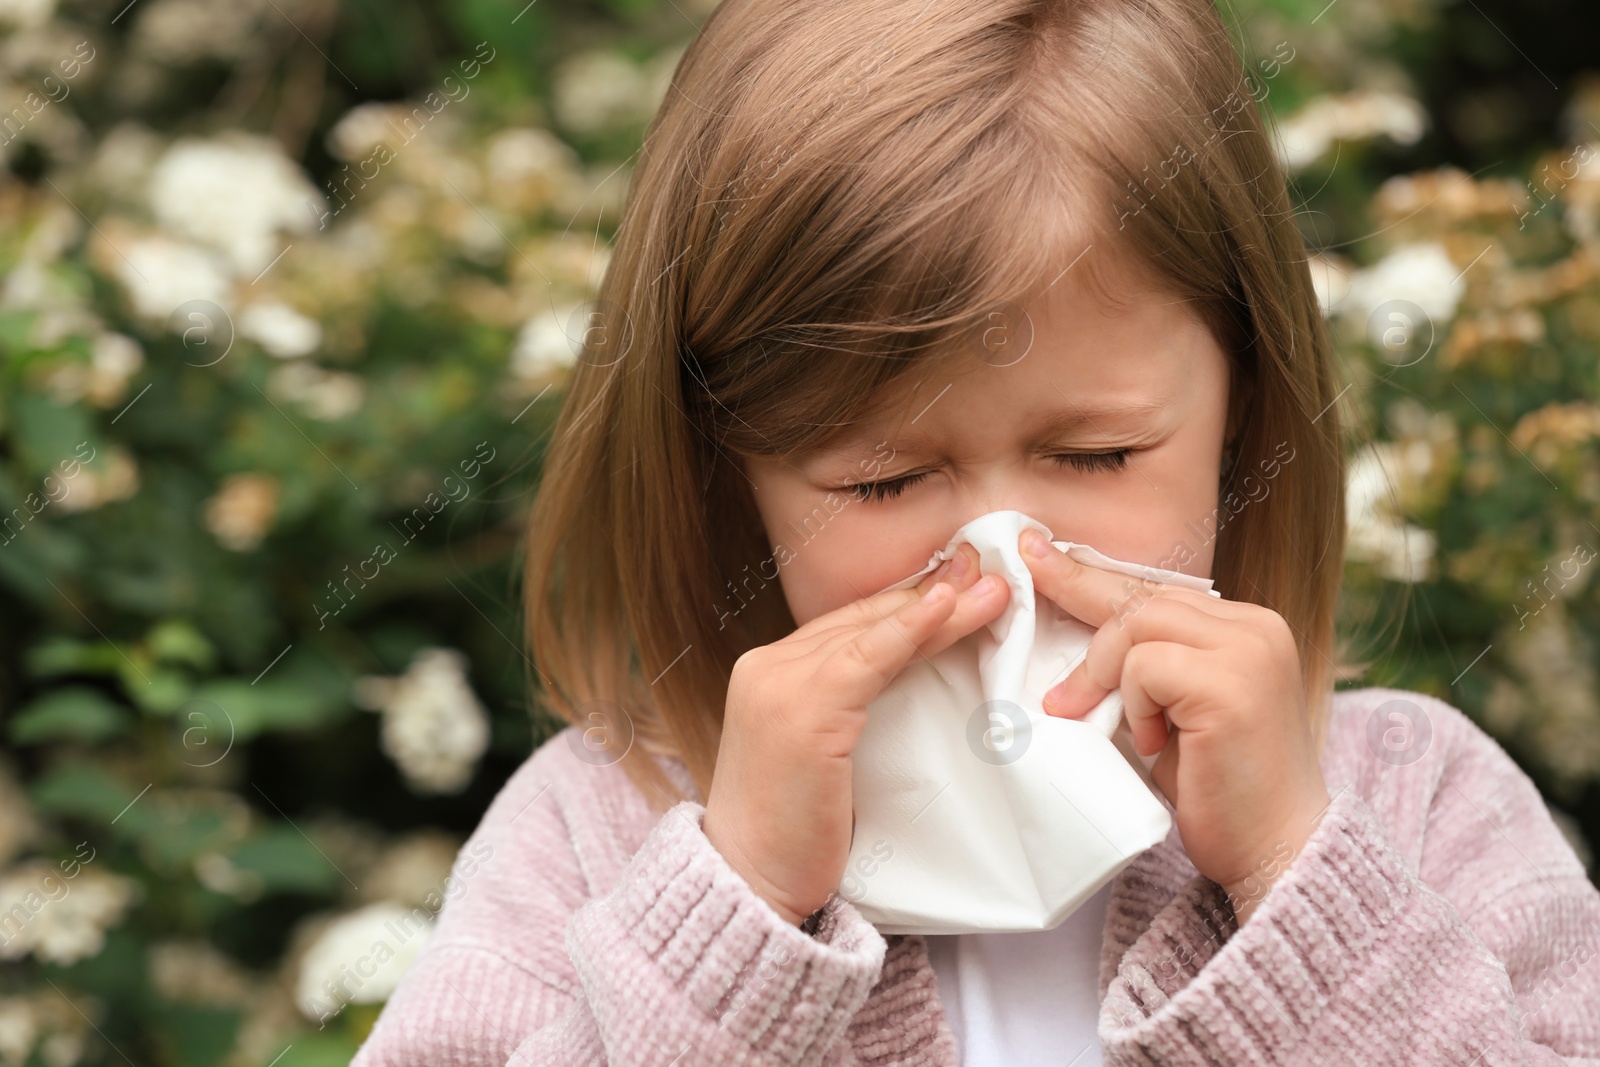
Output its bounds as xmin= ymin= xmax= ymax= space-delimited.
xmin=843 ymin=450 xmax=1134 ymax=503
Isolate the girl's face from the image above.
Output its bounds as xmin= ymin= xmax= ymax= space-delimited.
xmin=741 ymin=249 xmax=1236 ymax=628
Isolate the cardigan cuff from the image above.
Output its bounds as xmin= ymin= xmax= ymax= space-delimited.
xmin=1100 ymin=787 xmax=1416 ymax=1060
xmin=569 ymin=799 xmax=887 ymax=1059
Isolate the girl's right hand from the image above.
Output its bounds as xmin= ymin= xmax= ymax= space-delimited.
xmin=702 ymin=542 xmax=1010 ymax=926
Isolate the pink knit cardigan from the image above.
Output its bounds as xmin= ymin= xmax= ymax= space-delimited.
xmin=349 ymin=686 xmax=1600 ymax=1065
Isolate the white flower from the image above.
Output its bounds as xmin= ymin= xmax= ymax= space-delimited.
xmin=192 ymin=853 xmax=264 ymax=902
xmin=0 ymin=990 xmax=85 ymax=1067
xmin=53 ymin=447 xmax=139 ymax=515
xmin=86 ymin=122 xmax=163 ymax=196
xmin=133 ymin=0 xmax=255 ymax=62
xmin=20 ymin=203 xmax=81 ymax=264
xmin=0 ymin=0 xmax=55 ymax=29
xmin=1346 ymin=442 xmax=1437 ymax=583
xmin=0 ymin=863 xmax=141 ymax=966
xmin=0 ymin=997 xmax=39 ymax=1066
xmin=1557 ymin=141 xmax=1600 ymax=243
xmin=552 ymin=52 xmax=652 ymax=134
xmin=509 ymin=303 xmax=583 ymax=379
xmin=203 ymin=472 xmax=281 ymax=552
xmin=485 ymin=128 xmax=580 ymax=186
xmin=1343 ymin=242 xmax=1464 ymax=347
xmin=453 ymin=207 xmax=506 ymax=265
xmin=326 ymin=102 xmax=405 ymax=163
xmin=1305 ymin=253 xmax=1353 ymax=317
xmin=1360 ymin=521 xmax=1436 ymax=584
xmin=88 ymin=333 xmax=145 ymax=406
xmin=1275 ymin=90 xmax=1428 ymax=172
xmin=1 ymin=259 xmax=52 ymax=310
xmin=114 ymin=233 xmax=232 ymax=321
xmin=147 ymin=134 xmax=325 ymax=276
xmin=39 ymin=332 xmax=146 ymax=409
xmin=41 ymin=1031 xmax=83 ymax=1067
xmin=361 ymin=832 xmax=461 ymax=910
xmin=149 ymin=940 xmax=256 ymax=1006
xmin=266 ymin=362 xmax=365 ymax=420
xmin=0 ymin=258 xmax=105 ymax=356
xmin=239 ymin=300 xmax=322 ymax=358
xmin=0 ymin=761 xmax=37 ymax=870
xmin=353 ymin=648 xmax=490 ymax=795
xmin=293 ymin=903 xmax=434 ymax=1022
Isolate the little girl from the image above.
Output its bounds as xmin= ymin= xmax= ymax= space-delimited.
xmin=351 ymin=0 xmax=1600 ymax=1063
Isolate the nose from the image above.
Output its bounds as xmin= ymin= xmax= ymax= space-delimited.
xmin=947 ymin=469 xmax=1056 ymax=536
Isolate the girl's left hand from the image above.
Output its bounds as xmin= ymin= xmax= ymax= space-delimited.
xmin=1018 ymin=528 xmax=1330 ymax=925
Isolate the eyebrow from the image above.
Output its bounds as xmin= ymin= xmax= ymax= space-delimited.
xmin=814 ymin=397 xmax=1172 ymax=463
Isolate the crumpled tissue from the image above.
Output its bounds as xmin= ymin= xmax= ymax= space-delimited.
xmin=837 ymin=509 xmax=1222 ymax=935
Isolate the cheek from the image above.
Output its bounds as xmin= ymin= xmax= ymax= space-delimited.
xmin=774 ymin=556 xmax=831 ymax=626
xmin=1131 ymin=451 xmax=1224 ymax=577
xmin=774 ymin=508 xmax=944 ymax=625
xmin=1044 ymin=452 xmax=1222 ymax=577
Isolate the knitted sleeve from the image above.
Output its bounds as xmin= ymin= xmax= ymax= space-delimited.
xmin=350 ymin=782 xmax=888 ymax=1067
xmin=1097 ymin=692 xmax=1600 ymax=1065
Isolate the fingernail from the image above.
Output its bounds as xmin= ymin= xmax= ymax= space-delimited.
xmin=1046 ymin=681 xmax=1080 ymax=717
xmin=948 ymin=548 xmax=971 ymax=578
xmin=1021 ymin=530 xmax=1050 ymax=558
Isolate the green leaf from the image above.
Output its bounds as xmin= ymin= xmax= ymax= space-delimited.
xmin=30 ymin=769 xmax=242 ymax=868
xmin=134 ymin=799 xmax=245 ymax=870
xmin=187 ymin=650 xmax=353 ymax=740
xmin=10 ymin=391 xmax=96 ymax=480
xmin=0 ymin=513 xmax=89 ymax=601
xmin=270 ymin=1033 xmax=363 ymax=1067
xmin=29 ymin=764 xmax=149 ymax=833
xmin=42 ymin=925 xmax=147 ymax=996
xmin=150 ymin=1003 xmax=241 ymax=1067
xmin=0 ymin=308 xmax=36 ymax=354
xmin=124 ymin=665 xmax=194 ymax=715
xmin=146 ymin=619 xmax=217 ymax=670
xmin=9 ymin=686 xmax=130 ymax=744
xmin=225 ymin=826 xmax=344 ymax=895
xmin=26 ymin=636 xmax=128 ymax=678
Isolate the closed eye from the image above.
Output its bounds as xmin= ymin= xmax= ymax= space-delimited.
xmin=842 ymin=449 xmax=1134 ymax=503
xmin=1050 ymin=449 xmax=1132 ymax=475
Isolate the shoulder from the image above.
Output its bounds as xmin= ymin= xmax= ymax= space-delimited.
xmin=466 ymin=725 xmax=698 ymax=897
xmin=1320 ymin=685 xmax=1566 ymax=874
xmin=1324 ymin=684 xmax=1495 ymax=767
xmin=1322 ymin=684 xmax=1531 ymax=782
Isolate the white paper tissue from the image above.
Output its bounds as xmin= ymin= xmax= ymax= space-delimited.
xmin=837 ymin=509 xmax=1222 ymax=935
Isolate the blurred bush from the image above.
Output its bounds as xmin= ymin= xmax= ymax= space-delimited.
xmin=0 ymin=0 xmax=1595 ymax=1063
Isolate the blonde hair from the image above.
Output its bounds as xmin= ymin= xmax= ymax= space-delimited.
xmin=523 ymin=0 xmax=1354 ymax=813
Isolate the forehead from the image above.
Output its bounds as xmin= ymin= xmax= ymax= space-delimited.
xmin=809 ymin=259 xmax=1217 ymax=458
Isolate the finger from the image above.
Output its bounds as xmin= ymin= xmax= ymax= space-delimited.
xmin=909 ymin=542 xmax=1013 ymax=657
xmin=1018 ymin=530 xmax=1245 ymax=629
xmin=812 ymin=541 xmax=993 ymax=659
xmin=806 ymin=542 xmax=995 ymax=649
xmin=915 ymin=572 xmax=1011 ymax=657
xmin=825 ymin=581 xmax=963 ymax=701
xmin=1042 ymin=598 xmax=1232 ymax=717
xmin=1121 ymin=640 xmax=1207 ymax=755
xmin=815 ymin=570 xmax=1008 ymax=664
xmin=799 ymin=542 xmax=984 ymax=643
xmin=914 ymin=542 xmax=981 ymax=596
xmin=792 ymin=582 xmax=928 ymax=645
